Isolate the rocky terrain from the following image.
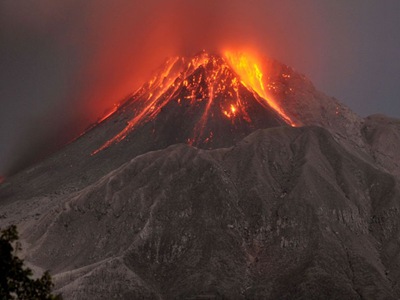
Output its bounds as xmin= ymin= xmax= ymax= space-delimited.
xmin=1 ymin=52 xmax=400 ymax=299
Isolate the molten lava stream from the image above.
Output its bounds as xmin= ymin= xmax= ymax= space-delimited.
xmin=97 ymin=105 xmax=119 ymax=124
xmin=224 ymin=51 xmax=298 ymax=127
xmin=91 ymin=58 xmax=183 ymax=155
xmin=91 ymin=50 xmax=299 ymax=155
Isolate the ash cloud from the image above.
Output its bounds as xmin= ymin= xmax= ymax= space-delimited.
xmin=1 ymin=0 xmax=400 ymax=175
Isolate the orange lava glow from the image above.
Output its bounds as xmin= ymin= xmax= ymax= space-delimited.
xmin=92 ymin=51 xmax=297 ymax=155
xmin=224 ymin=50 xmax=297 ymax=127
xmin=97 ymin=104 xmax=120 ymax=124
xmin=92 ymin=57 xmax=182 ymax=155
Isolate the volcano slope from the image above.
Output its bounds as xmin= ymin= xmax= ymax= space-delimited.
xmin=0 ymin=52 xmax=289 ymax=203
xmin=1 ymin=126 xmax=399 ymax=299
xmin=0 ymin=51 xmax=362 ymax=204
xmin=1 ymin=52 xmax=400 ymax=299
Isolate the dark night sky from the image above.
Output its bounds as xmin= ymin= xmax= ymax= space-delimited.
xmin=1 ymin=0 xmax=400 ymax=176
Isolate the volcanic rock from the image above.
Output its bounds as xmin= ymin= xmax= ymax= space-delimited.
xmin=1 ymin=52 xmax=400 ymax=299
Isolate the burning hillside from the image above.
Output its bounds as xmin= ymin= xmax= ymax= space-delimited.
xmin=0 ymin=49 xmax=365 ymax=210
xmin=92 ymin=51 xmax=299 ymax=155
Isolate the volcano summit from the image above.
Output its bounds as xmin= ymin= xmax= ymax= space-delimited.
xmin=92 ymin=51 xmax=298 ymax=155
xmin=1 ymin=51 xmax=400 ymax=299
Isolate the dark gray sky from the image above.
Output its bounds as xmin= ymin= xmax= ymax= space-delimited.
xmin=1 ymin=0 xmax=400 ymax=176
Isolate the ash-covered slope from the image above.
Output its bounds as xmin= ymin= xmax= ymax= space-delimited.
xmin=362 ymin=114 xmax=400 ymax=177
xmin=10 ymin=126 xmax=400 ymax=299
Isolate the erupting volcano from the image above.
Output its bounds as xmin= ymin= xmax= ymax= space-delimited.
xmin=0 ymin=49 xmax=363 ymax=200
xmin=91 ymin=51 xmax=299 ymax=155
xmin=2 ymin=48 xmax=400 ymax=300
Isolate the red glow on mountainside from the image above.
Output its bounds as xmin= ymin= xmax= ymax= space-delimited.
xmin=224 ymin=50 xmax=298 ymax=127
xmin=92 ymin=51 xmax=297 ymax=155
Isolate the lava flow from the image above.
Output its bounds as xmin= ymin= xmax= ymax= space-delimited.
xmin=224 ymin=51 xmax=297 ymax=127
xmin=92 ymin=51 xmax=297 ymax=155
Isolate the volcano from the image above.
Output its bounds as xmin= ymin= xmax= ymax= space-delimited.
xmin=1 ymin=51 xmax=400 ymax=299
xmin=92 ymin=51 xmax=297 ymax=155
xmin=0 ymin=51 xmax=307 ymax=201
xmin=0 ymin=51 xmax=362 ymax=201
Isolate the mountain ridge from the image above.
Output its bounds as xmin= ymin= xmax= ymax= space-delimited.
xmin=1 ymin=51 xmax=400 ymax=299
xmin=13 ymin=126 xmax=400 ymax=299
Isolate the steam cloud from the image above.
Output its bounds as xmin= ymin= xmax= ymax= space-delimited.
xmin=1 ymin=0 xmax=399 ymax=175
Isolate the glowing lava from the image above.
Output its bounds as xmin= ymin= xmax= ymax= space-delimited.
xmin=92 ymin=51 xmax=297 ymax=155
xmin=224 ymin=50 xmax=297 ymax=127
xmin=92 ymin=57 xmax=182 ymax=154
